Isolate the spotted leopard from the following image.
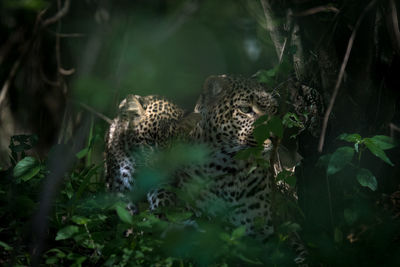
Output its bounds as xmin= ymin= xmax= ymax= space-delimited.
xmin=105 ymin=75 xmax=323 ymax=265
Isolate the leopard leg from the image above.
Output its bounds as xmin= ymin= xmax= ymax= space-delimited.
xmin=147 ymin=188 xmax=176 ymax=211
xmin=289 ymin=232 xmax=309 ymax=266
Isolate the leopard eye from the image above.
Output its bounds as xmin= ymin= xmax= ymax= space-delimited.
xmin=238 ymin=106 xmax=253 ymax=114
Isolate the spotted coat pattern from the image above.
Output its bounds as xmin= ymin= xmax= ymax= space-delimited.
xmin=105 ymin=75 xmax=323 ymax=265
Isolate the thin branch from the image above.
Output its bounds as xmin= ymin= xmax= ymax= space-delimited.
xmin=42 ymin=0 xmax=71 ymax=27
xmin=318 ymin=0 xmax=378 ymax=152
xmin=0 ymin=58 xmax=21 ymax=108
xmin=59 ymin=68 xmax=75 ymax=75
xmin=54 ymin=32 xmax=85 ymax=38
xmin=0 ymin=10 xmax=47 ymax=108
xmin=71 ymin=100 xmax=113 ymax=124
xmin=390 ymin=123 xmax=400 ymax=137
xmin=293 ymin=5 xmax=340 ymax=17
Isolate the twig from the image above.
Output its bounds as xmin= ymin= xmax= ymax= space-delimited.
xmin=47 ymin=29 xmax=85 ymax=38
xmin=390 ymin=123 xmax=400 ymax=137
xmin=59 ymin=68 xmax=75 ymax=75
xmin=318 ymin=0 xmax=378 ymax=152
xmin=71 ymin=100 xmax=113 ymax=124
xmin=42 ymin=0 xmax=70 ymax=27
xmin=293 ymin=5 xmax=340 ymax=17
xmin=0 ymin=58 xmax=21 ymax=109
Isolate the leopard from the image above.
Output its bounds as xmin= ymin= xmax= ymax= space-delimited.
xmin=105 ymin=75 xmax=323 ymax=265
xmin=105 ymin=94 xmax=186 ymax=192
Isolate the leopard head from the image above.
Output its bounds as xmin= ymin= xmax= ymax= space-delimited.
xmin=194 ymin=75 xmax=279 ymax=149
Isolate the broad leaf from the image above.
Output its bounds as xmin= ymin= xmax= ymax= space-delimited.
xmin=76 ymin=148 xmax=89 ymax=159
xmin=343 ymin=209 xmax=358 ymax=225
xmin=0 ymin=241 xmax=12 ymax=251
xmin=364 ymin=139 xmax=394 ymax=166
xmin=71 ymin=216 xmax=90 ymax=225
xmin=13 ymin=156 xmax=41 ymax=182
xmin=338 ymin=133 xmax=362 ymax=143
xmin=317 ymin=154 xmax=331 ymax=168
xmin=369 ymin=135 xmax=398 ymax=150
xmin=356 ymin=168 xmax=377 ymax=191
xmin=115 ymin=204 xmax=133 ymax=224
xmin=253 ymin=114 xmax=269 ymax=127
xmin=55 ymin=225 xmax=79 ymax=240
xmin=235 ymin=146 xmax=263 ymax=160
xmin=334 ymin=227 xmax=343 ymax=243
xmin=282 ymin=112 xmax=304 ymax=129
xmin=166 ymin=211 xmax=193 ymax=222
xmin=276 ymin=170 xmax=296 ymax=187
xmin=232 ymin=226 xmax=246 ymax=239
xmin=268 ymin=116 xmax=283 ymax=138
xmin=253 ymin=124 xmax=270 ymax=144
xmin=327 ymin=147 xmax=354 ymax=176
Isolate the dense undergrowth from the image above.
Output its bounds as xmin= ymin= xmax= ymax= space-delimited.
xmin=0 ymin=117 xmax=399 ymax=266
xmin=1 ymin=0 xmax=400 ymax=266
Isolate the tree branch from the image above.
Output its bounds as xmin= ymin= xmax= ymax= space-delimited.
xmin=318 ymin=0 xmax=378 ymax=152
xmin=42 ymin=0 xmax=71 ymax=27
xmin=293 ymin=5 xmax=340 ymax=17
xmin=260 ymin=0 xmax=287 ymax=59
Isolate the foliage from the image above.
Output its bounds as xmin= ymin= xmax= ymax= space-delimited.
xmin=0 ymin=133 xmax=299 ymax=266
xmin=1 ymin=0 xmax=400 ymax=266
xmin=1 ymin=125 xmax=398 ymax=266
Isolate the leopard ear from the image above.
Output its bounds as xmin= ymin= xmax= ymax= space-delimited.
xmin=194 ymin=75 xmax=227 ymax=113
xmin=118 ymin=94 xmax=146 ymax=117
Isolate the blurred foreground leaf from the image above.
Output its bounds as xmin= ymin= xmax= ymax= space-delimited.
xmin=55 ymin=225 xmax=79 ymax=241
xmin=356 ymin=168 xmax=377 ymax=191
xmin=327 ymin=147 xmax=354 ymax=176
xmin=13 ymin=156 xmax=41 ymax=182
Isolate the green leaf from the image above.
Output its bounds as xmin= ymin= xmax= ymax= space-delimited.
xmin=334 ymin=227 xmax=343 ymax=243
xmin=0 ymin=241 xmax=12 ymax=251
xmin=166 ymin=211 xmax=193 ymax=222
xmin=369 ymin=135 xmax=398 ymax=150
xmin=364 ymin=139 xmax=394 ymax=166
xmin=253 ymin=114 xmax=269 ymax=127
xmin=55 ymin=225 xmax=79 ymax=240
xmin=5 ymin=0 xmax=49 ymax=10
xmin=338 ymin=133 xmax=362 ymax=143
xmin=253 ymin=116 xmax=283 ymax=144
xmin=327 ymin=147 xmax=354 ymax=176
xmin=317 ymin=154 xmax=331 ymax=168
xmin=76 ymin=147 xmax=89 ymax=159
xmin=282 ymin=112 xmax=304 ymax=129
xmin=238 ymin=253 xmax=263 ymax=265
xmin=356 ymin=168 xmax=377 ymax=191
xmin=232 ymin=226 xmax=246 ymax=239
xmin=343 ymin=209 xmax=358 ymax=225
xmin=71 ymin=216 xmax=90 ymax=225
xmin=276 ymin=170 xmax=296 ymax=187
xmin=253 ymin=124 xmax=270 ymax=144
xmin=45 ymin=257 xmax=59 ymax=264
xmin=268 ymin=116 xmax=283 ymax=138
xmin=279 ymin=221 xmax=301 ymax=233
xmin=46 ymin=248 xmax=66 ymax=258
xmin=234 ymin=146 xmax=263 ymax=160
xmin=13 ymin=156 xmax=41 ymax=182
xmin=115 ymin=204 xmax=133 ymax=224
xmin=284 ymin=175 xmax=296 ymax=187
